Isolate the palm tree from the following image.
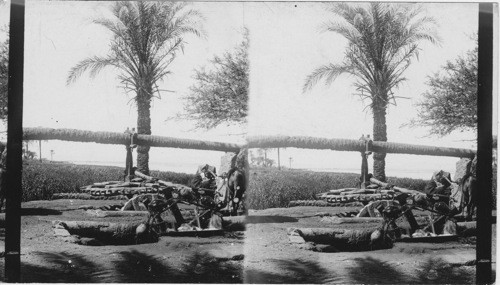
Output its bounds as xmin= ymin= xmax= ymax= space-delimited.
xmin=67 ymin=2 xmax=204 ymax=174
xmin=303 ymin=3 xmax=440 ymax=181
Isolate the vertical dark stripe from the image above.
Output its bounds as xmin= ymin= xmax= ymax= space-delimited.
xmin=476 ymin=3 xmax=493 ymax=284
xmin=5 ymin=0 xmax=24 ymax=282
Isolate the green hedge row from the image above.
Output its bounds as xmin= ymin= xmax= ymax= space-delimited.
xmin=246 ymin=167 xmax=428 ymax=209
xmin=21 ymin=160 xmax=194 ymax=202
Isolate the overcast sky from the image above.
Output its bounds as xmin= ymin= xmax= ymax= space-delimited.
xmin=0 ymin=1 xmax=496 ymax=178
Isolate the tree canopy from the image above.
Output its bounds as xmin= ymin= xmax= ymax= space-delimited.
xmin=303 ymin=3 xmax=439 ymax=181
xmin=182 ymin=29 xmax=248 ymax=129
xmin=410 ymin=39 xmax=477 ymax=136
xmin=67 ymin=2 xmax=204 ymax=174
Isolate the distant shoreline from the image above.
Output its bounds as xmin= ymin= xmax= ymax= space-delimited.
xmin=45 ymin=159 xmax=438 ymax=180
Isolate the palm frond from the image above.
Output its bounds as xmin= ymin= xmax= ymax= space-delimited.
xmin=67 ymin=1 xmax=205 ymax=101
xmin=66 ymin=56 xmax=117 ymax=85
xmin=320 ymin=21 xmax=361 ymax=42
xmin=303 ymin=64 xmax=353 ymax=93
xmin=308 ymin=2 xmax=440 ymax=108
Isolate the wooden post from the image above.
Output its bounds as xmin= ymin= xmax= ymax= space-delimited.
xmin=124 ymin=128 xmax=137 ymax=182
xmin=360 ymin=152 xmax=368 ymax=189
xmin=359 ymin=135 xmax=372 ymax=188
xmin=125 ymin=145 xmax=133 ymax=181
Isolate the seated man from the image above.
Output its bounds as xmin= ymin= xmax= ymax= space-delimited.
xmin=424 ymin=170 xmax=453 ymax=196
xmin=190 ymin=164 xmax=217 ymax=190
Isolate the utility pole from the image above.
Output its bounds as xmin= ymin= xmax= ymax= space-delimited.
xmin=289 ymin=157 xmax=292 ymax=169
xmin=50 ymin=150 xmax=54 ymax=161
xmin=38 ymin=140 xmax=41 ymax=162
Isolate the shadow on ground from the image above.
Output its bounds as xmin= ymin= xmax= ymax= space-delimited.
xmin=12 ymin=250 xmax=243 ymax=283
xmin=244 ymin=256 xmax=484 ymax=284
xmin=245 ymin=258 xmax=339 ymax=283
xmin=346 ymin=256 xmax=478 ymax=284
xmin=21 ymin=208 xmax=62 ymax=216
xmin=0 ymin=251 xmax=491 ymax=283
xmin=244 ymin=216 xmax=298 ymax=224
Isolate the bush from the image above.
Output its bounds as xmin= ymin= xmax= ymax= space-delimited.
xmin=246 ymin=167 xmax=428 ymax=210
xmin=21 ymin=160 xmax=194 ymax=202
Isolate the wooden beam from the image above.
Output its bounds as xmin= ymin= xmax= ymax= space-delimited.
xmin=23 ymin=127 xmax=241 ymax=152
xmin=247 ymin=136 xmax=475 ymax=158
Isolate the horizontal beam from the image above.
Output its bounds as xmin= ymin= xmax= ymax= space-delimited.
xmin=246 ymin=136 xmax=476 ymax=158
xmin=246 ymin=136 xmax=366 ymax=152
xmin=23 ymin=128 xmax=241 ymax=153
xmin=371 ymin=141 xmax=475 ymax=158
xmin=22 ymin=128 xmax=477 ymax=158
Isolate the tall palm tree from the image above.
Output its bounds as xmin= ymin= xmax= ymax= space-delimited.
xmin=67 ymin=1 xmax=204 ymax=174
xmin=304 ymin=3 xmax=440 ymax=181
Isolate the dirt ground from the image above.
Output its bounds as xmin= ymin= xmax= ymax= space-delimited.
xmin=0 ymin=199 xmax=245 ymax=283
xmin=244 ymin=206 xmax=494 ymax=284
xmin=0 ymin=200 xmax=496 ymax=283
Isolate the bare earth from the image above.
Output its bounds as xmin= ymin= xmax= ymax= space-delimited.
xmin=243 ymin=206 xmax=493 ymax=284
xmin=0 ymin=201 xmax=495 ymax=283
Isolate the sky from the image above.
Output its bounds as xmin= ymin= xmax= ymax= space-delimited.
xmin=244 ymin=2 xmax=488 ymax=178
xmin=7 ymin=1 xmax=248 ymax=173
xmin=0 ymin=1 xmax=496 ymax=178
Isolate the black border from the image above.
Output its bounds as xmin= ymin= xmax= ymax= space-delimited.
xmin=476 ymin=3 xmax=494 ymax=284
xmin=5 ymin=0 xmax=24 ymax=282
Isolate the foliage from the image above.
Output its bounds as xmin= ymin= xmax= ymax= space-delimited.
xmin=67 ymin=2 xmax=204 ymax=174
xmin=410 ymin=38 xmax=477 ymax=136
xmin=183 ymin=29 xmax=249 ymax=129
xmin=246 ymin=167 xmax=427 ymax=209
xmin=21 ymin=160 xmax=194 ymax=202
xmin=0 ymin=31 xmax=8 ymax=122
xmin=303 ymin=3 xmax=440 ymax=100
xmin=303 ymin=3 xmax=439 ymax=181
xmin=67 ymin=2 xmax=204 ymax=95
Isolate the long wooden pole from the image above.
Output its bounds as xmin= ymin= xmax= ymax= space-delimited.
xmin=5 ymin=0 xmax=24 ymax=281
xmin=24 ymin=127 xmax=241 ymax=153
xmin=247 ymin=136 xmax=475 ymax=158
xmin=476 ymin=3 xmax=493 ymax=283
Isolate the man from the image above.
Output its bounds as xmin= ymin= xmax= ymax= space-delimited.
xmin=190 ymin=164 xmax=217 ymax=190
xmin=460 ymin=156 xmax=477 ymax=220
xmin=424 ymin=170 xmax=453 ymax=196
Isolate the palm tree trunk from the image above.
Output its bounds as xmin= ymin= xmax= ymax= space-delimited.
xmin=136 ymin=92 xmax=151 ymax=175
xmin=372 ymin=99 xmax=387 ymax=182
